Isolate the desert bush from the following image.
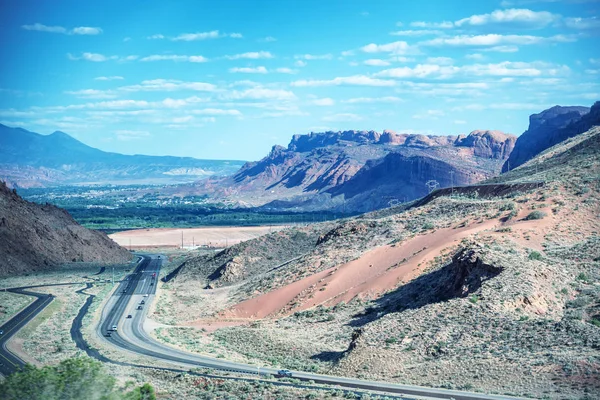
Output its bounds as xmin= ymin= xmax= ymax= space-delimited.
xmin=0 ymin=357 xmax=155 ymax=400
xmin=524 ymin=211 xmax=547 ymax=220
xmin=528 ymin=251 xmax=542 ymax=261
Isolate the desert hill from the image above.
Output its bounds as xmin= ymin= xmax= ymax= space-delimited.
xmin=502 ymin=103 xmax=597 ymax=172
xmin=156 ymin=118 xmax=600 ymax=398
xmin=0 ymin=181 xmax=131 ymax=276
xmin=187 ymin=129 xmax=516 ymax=212
xmin=0 ymin=124 xmax=245 ymax=188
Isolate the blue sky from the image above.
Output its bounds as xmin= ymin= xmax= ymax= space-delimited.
xmin=0 ymin=0 xmax=599 ymax=161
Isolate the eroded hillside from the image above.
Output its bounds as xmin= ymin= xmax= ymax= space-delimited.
xmin=0 ymin=181 xmax=131 ymax=276
xmin=153 ymin=126 xmax=600 ymax=399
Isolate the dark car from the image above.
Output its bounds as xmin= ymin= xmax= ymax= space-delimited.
xmin=105 ymin=332 xmax=112 ymax=337
xmin=137 ymin=305 xmax=143 ymax=310
xmin=140 ymin=300 xmax=145 ymax=305
xmin=127 ymin=315 xmax=132 ymax=319
xmin=277 ymin=369 xmax=292 ymax=377
xmin=150 ymin=282 xmax=154 ymax=286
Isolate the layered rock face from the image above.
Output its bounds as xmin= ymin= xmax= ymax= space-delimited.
xmin=502 ymin=104 xmax=595 ymax=172
xmin=0 ymin=181 xmax=131 ymax=276
xmin=193 ymin=129 xmax=516 ymax=212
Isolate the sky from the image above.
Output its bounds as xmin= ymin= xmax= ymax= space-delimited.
xmin=0 ymin=0 xmax=599 ymax=161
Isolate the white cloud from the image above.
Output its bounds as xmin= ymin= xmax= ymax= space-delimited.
xmin=275 ymin=67 xmax=297 ymax=74
xmin=22 ymin=23 xmax=67 ymax=33
xmin=590 ymin=58 xmax=600 ymax=65
xmin=481 ymin=45 xmax=520 ymax=52
xmin=120 ymin=79 xmax=217 ymax=92
xmin=322 ymin=113 xmax=362 ymax=122
xmin=225 ymin=51 xmax=274 ymax=60
xmin=421 ymin=33 xmax=575 ymax=47
xmin=466 ymin=53 xmax=485 ymax=60
xmin=454 ymin=120 xmax=467 ymax=124
xmin=361 ymin=40 xmax=415 ymax=55
xmin=294 ymin=60 xmax=307 ymax=67
xmin=72 ymin=26 xmax=103 ymax=35
xmin=343 ymin=96 xmax=403 ymax=104
xmin=312 ymin=98 xmax=335 ymax=106
xmin=139 ymin=55 xmax=208 ymax=62
xmin=564 ymin=17 xmax=600 ymax=30
xmin=147 ymin=34 xmax=165 ymax=40
xmin=224 ymin=88 xmax=296 ymax=101
xmin=191 ymin=108 xmax=242 ymax=116
xmin=230 ymin=33 xmax=243 ymax=38
xmin=375 ymin=62 xmax=567 ymax=79
xmin=94 ymin=76 xmax=124 ymax=81
xmin=291 ymin=75 xmax=396 ymax=87
xmin=172 ymin=30 xmax=221 ymax=41
xmin=294 ymin=54 xmax=333 ymax=60
xmin=229 ymin=66 xmax=268 ymax=74
xmin=364 ymin=59 xmax=391 ymax=66
xmin=22 ymin=23 xmax=102 ymax=35
xmin=262 ymin=36 xmax=277 ymax=42
xmin=426 ymin=56 xmax=453 ymax=65
xmin=455 ymin=9 xmax=558 ymax=28
xmin=410 ymin=21 xmax=454 ymax=29
xmin=390 ymin=29 xmax=442 ymax=36
xmin=65 ymin=89 xmax=117 ymax=99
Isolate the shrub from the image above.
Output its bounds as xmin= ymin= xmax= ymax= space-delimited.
xmin=525 ymin=211 xmax=547 ymax=220
xmin=528 ymin=251 xmax=543 ymax=261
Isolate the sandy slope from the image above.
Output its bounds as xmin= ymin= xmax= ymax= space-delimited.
xmin=221 ymin=210 xmax=551 ymax=320
xmin=109 ymin=226 xmax=284 ymax=248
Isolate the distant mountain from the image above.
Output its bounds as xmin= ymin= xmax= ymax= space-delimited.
xmin=502 ymin=103 xmax=598 ymax=172
xmin=187 ymin=129 xmax=516 ymax=212
xmin=0 ymin=124 xmax=246 ymax=187
xmin=0 ymin=181 xmax=130 ymax=276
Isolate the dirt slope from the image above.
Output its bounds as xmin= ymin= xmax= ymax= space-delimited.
xmin=0 ymin=181 xmax=131 ymax=276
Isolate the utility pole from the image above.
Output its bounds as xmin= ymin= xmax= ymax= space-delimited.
xmin=450 ymin=171 xmax=455 ymax=198
xmin=112 ymin=266 xmax=114 ymax=286
xmin=181 ymin=231 xmax=184 ymax=249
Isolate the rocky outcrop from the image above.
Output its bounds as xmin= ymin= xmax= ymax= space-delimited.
xmin=193 ymin=128 xmax=515 ymax=212
xmin=0 ymin=181 xmax=131 ymax=276
xmin=502 ymin=103 xmax=595 ymax=172
xmin=456 ymin=130 xmax=516 ymax=159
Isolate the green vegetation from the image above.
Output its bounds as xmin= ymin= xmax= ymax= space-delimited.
xmin=524 ymin=211 xmax=547 ymax=220
xmin=0 ymin=358 xmax=155 ymax=400
xmin=528 ymin=251 xmax=543 ymax=261
xmin=18 ymin=185 xmax=344 ymax=230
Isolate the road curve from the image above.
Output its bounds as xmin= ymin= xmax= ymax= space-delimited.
xmin=98 ymin=255 xmax=525 ymax=400
xmin=0 ymin=281 xmax=92 ymax=377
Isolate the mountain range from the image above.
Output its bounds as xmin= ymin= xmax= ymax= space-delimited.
xmin=184 ymin=128 xmax=517 ymax=212
xmin=0 ymin=124 xmax=245 ymax=188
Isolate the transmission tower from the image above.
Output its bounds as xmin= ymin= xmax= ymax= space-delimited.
xmin=426 ymin=180 xmax=440 ymax=193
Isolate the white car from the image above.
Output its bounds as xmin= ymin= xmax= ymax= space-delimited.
xmin=111 ymin=325 xmax=118 ymax=331
xmin=144 ymin=294 xmax=149 ymax=297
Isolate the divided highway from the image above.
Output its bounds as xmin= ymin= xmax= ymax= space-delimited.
xmin=98 ymin=255 xmax=523 ymax=400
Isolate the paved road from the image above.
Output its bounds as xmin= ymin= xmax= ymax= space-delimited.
xmin=98 ymin=255 xmax=524 ymax=400
xmin=0 ymin=282 xmax=91 ymax=376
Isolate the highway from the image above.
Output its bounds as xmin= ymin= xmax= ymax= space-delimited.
xmin=98 ymin=254 xmax=524 ymax=400
xmin=0 ymin=282 xmax=90 ymax=376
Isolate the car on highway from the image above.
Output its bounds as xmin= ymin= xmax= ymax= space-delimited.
xmin=111 ymin=325 xmax=118 ymax=331
xmin=0 ymin=330 xmax=3 ymax=335
xmin=140 ymin=300 xmax=145 ymax=305
xmin=150 ymin=282 xmax=154 ymax=286
xmin=137 ymin=305 xmax=143 ymax=310
xmin=105 ymin=332 xmax=112 ymax=337
xmin=127 ymin=315 xmax=132 ymax=319
xmin=144 ymin=294 xmax=149 ymax=297
xmin=277 ymin=369 xmax=292 ymax=377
